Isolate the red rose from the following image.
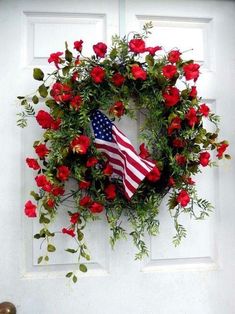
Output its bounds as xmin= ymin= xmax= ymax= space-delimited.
xmin=167 ymin=117 xmax=182 ymax=136
xmin=145 ymin=46 xmax=162 ymax=56
xmin=103 ymin=164 xmax=113 ymax=176
xmin=48 ymin=51 xmax=63 ymax=68
xmin=131 ymin=65 xmax=147 ymax=80
xmin=129 ymin=39 xmax=146 ymax=53
xmin=168 ymin=177 xmax=175 ymax=186
xmin=93 ymin=42 xmax=107 ymax=58
xmin=35 ymin=143 xmax=50 ymax=158
xmin=57 ymin=165 xmax=70 ymax=181
xmin=177 ymin=190 xmax=190 ymax=207
xmin=74 ymin=40 xmax=83 ymax=52
xmin=46 ymin=198 xmax=55 ymax=208
xmin=86 ymin=156 xmax=98 ymax=167
xmin=183 ymin=63 xmax=200 ymax=81
xmin=24 ymin=200 xmax=37 ymax=218
xmin=79 ymin=196 xmax=92 ymax=207
xmin=71 ymin=135 xmax=90 ymax=154
xmin=172 ymin=138 xmax=185 ymax=148
xmin=216 ymin=143 xmax=229 ymax=158
xmin=26 ymin=158 xmax=40 ymax=170
xmin=79 ymin=180 xmax=91 ymax=189
xmin=51 ymin=82 xmax=72 ymax=103
xmin=109 ymin=101 xmax=125 ymax=117
xmin=36 ymin=110 xmax=53 ymax=129
xmin=146 ymin=166 xmax=161 ymax=182
xmin=185 ymin=108 xmax=198 ymax=127
xmin=70 ymin=212 xmax=80 ymax=224
xmin=51 ymin=186 xmax=65 ymax=196
xmin=89 ymin=202 xmax=104 ymax=214
xmin=199 ymin=104 xmax=210 ymax=117
xmin=62 ymin=228 xmax=75 ymax=237
xmin=162 ymin=65 xmax=177 ymax=79
xmin=189 ymin=86 xmax=197 ymax=98
xmin=168 ymin=50 xmax=181 ymax=63
xmin=139 ymin=143 xmax=150 ymax=159
xmin=199 ymin=151 xmax=210 ymax=167
xmin=175 ymin=154 xmax=187 ymax=166
xmin=35 ymin=175 xmax=52 ymax=192
xmin=104 ymin=184 xmax=116 ymax=200
xmin=111 ymin=72 xmax=125 ymax=87
xmin=90 ymin=66 xmax=106 ymax=84
xmin=162 ymin=86 xmax=180 ymax=107
xmin=70 ymin=95 xmax=82 ymax=110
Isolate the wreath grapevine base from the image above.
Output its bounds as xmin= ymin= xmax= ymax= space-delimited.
xmin=18 ymin=23 xmax=229 ymax=282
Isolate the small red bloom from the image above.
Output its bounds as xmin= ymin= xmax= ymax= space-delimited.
xmin=90 ymin=66 xmax=106 ymax=84
xmin=71 ymin=135 xmax=90 ymax=154
xmin=51 ymin=82 xmax=72 ymax=103
xmin=186 ymin=177 xmax=195 ymax=185
xmin=46 ymin=199 xmax=55 ymax=208
xmin=199 ymin=104 xmax=210 ymax=117
xmin=172 ymin=138 xmax=185 ymax=148
xmin=185 ymin=108 xmax=198 ymax=127
xmin=103 ymin=164 xmax=113 ymax=176
xmin=62 ymin=228 xmax=75 ymax=237
xmin=139 ymin=143 xmax=150 ymax=159
xmin=109 ymin=101 xmax=125 ymax=118
xmin=183 ymin=63 xmax=200 ymax=81
xmin=51 ymin=186 xmax=65 ymax=196
xmin=168 ymin=176 xmax=176 ymax=186
xmin=86 ymin=156 xmax=99 ymax=167
xmin=129 ymin=39 xmax=146 ymax=53
xmin=111 ymin=72 xmax=125 ymax=87
xmin=131 ymin=65 xmax=147 ymax=80
xmin=93 ymin=42 xmax=107 ymax=58
xmin=104 ymin=184 xmax=116 ymax=200
xmin=199 ymin=151 xmax=210 ymax=167
xmin=79 ymin=196 xmax=92 ymax=207
xmin=36 ymin=110 xmax=53 ymax=129
xmin=74 ymin=40 xmax=83 ymax=52
xmin=26 ymin=158 xmax=40 ymax=170
xmin=145 ymin=46 xmax=162 ymax=56
xmin=24 ymin=200 xmax=37 ymax=218
xmin=35 ymin=175 xmax=52 ymax=192
xmin=70 ymin=212 xmax=80 ymax=225
xmin=189 ymin=86 xmax=197 ymax=98
xmin=163 ymin=86 xmax=180 ymax=107
xmin=35 ymin=143 xmax=50 ymax=159
xmin=70 ymin=95 xmax=83 ymax=110
xmin=51 ymin=118 xmax=61 ymax=130
xmin=162 ymin=65 xmax=177 ymax=79
xmin=79 ymin=180 xmax=91 ymax=189
xmin=216 ymin=143 xmax=229 ymax=158
xmin=168 ymin=50 xmax=181 ymax=63
xmin=167 ymin=117 xmax=182 ymax=136
xmin=177 ymin=190 xmax=190 ymax=207
xmin=146 ymin=166 xmax=161 ymax=182
xmin=175 ymin=154 xmax=187 ymax=166
xmin=89 ymin=202 xmax=104 ymax=214
xmin=48 ymin=52 xmax=63 ymax=68
xmin=57 ymin=165 xmax=70 ymax=181
xmin=72 ymin=71 xmax=79 ymax=81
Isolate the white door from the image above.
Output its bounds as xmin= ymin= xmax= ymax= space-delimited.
xmin=1 ymin=0 xmax=235 ymax=313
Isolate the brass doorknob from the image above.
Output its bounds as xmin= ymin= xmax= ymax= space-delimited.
xmin=0 ymin=302 xmax=16 ymax=314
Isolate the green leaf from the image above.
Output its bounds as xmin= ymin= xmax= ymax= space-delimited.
xmin=72 ymin=275 xmax=77 ymax=283
xmin=34 ymin=233 xmax=42 ymax=239
xmin=44 ymin=255 xmax=49 ymax=261
xmin=37 ymin=256 xmax=43 ymax=264
xmin=62 ymin=66 xmax=70 ymax=76
xmin=30 ymin=191 xmax=41 ymax=201
xmin=17 ymin=96 xmax=25 ymax=100
xmin=45 ymin=99 xmax=57 ymax=108
xmin=32 ymin=95 xmax=39 ymax=104
xmin=38 ymin=84 xmax=48 ymax=98
xmin=47 ymin=244 xmax=56 ymax=252
xmin=77 ymin=230 xmax=84 ymax=241
xmin=65 ymin=49 xmax=73 ymax=62
xmin=66 ymin=272 xmax=73 ymax=278
xmin=65 ymin=248 xmax=78 ymax=254
xmin=79 ymin=264 xmax=87 ymax=273
xmin=33 ymin=68 xmax=44 ymax=81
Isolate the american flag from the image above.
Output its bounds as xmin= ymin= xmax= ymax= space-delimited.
xmin=91 ymin=110 xmax=155 ymax=199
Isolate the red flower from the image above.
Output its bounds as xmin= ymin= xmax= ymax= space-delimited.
xmin=168 ymin=177 xmax=176 ymax=186
xmin=162 ymin=65 xmax=177 ymax=79
xmin=70 ymin=212 xmax=80 ymax=224
xmin=36 ymin=110 xmax=53 ymax=129
xmin=74 ymin=40 xmax=83 ymax=52
xmin=50 ymin=118 xmax=61 ymax=130
xmin=129 ymin=39 xmax=146 ymax=53
xmin=139 ymin=143 xmax=150 ymax=159
xmin=103 ymin=164 xmax=113 ymax=176
xmin=146 ymin=166 xmax=161 ymax=182
xmin=26 ymin=158 xmax=40 ymax=170
xmin=35 ymin=143 xmax=50 ymax=158
xmin=51 ymin=186 xmax=65 ymax=196
xmin=145 ymin=46 xmax=162 ymax=56
xmin=62 ymin=228 xmax=75 ymax=237
xmin=89 ymin=202 xmax=104 ymax=214
xmin=86 ymin=156 xmax=98 ymax=167
xmin=90 ymin=66 xmax=106 ymax=84
xmin=24 ymin=200 xmax=37 ymax=218
xmin=51 ymin=82 xmax=72 ymax=103
xmin=186 ymin=177 xmax=195 ymax=185
xmin=79 ymin=196 xmax=92 ymax=207
xmin=104 ymin=184 xmax=116 ymax=200
xmin=183 ymin=63 xmax=200 ymax=81
xmin=199 ymin=104 xmax=210 ymax=117
xmin=57 ymin=165 xmax=70 ymax=181
xmin=79 ymin=180 xmax=91 ymax=189
xmin=131 ymin=65 xmax=147 ymax=80
xmin=46 ymin=199 xmax=55 ymax=208
xmin=48 ymin=52 xmax=63 ymax=68
xmin=175 ymin=154 xmax=187 ymax=166
xmin=189 ymin=86 xmax=197 ymax=98
xmin=71 ymin=135 xmax=90 ymax=154
xmin=163 ymin=86 xmax=180 ymax=107
xmin=72 ymin=71 xmax=79 ymax=81
xmin=93 ymin=42 xmax=107 ymax=58
xmin=109 ymin=101 xmax=125 ymax=117
xmin=168 ymin=50 xmax=181 ymax=63
xmin=172 ymin=138 xmax=185 ymax=148
xmin=185 ymin=108 xmax=198 ymax=127
xmin=35 ymin=175 xmax=52 ymax=192
xmin=199 ymin=151 xmax=210 ymax=167
xmin=70 ymin=95 xmax=83 ymax=110
xmin=216 ymin=143 xmax=229 ymax=158
xmin=177 ymin=190 xmax=190 ymax=207
xmin=111 ymin=73 xmax=125 ymax=87
xmin=167 ymin=117 xmax=182 ymax=136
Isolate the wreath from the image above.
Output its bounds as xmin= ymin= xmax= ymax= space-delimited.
xmin=17 ymin=23 xmax=229 ymax=282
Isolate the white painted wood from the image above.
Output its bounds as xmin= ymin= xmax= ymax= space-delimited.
xmin=0 ymin=0 xmax=235 ymax=313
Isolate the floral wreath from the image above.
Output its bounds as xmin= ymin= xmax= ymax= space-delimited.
xmin=18 ymin=23 xmax=229 ymax=283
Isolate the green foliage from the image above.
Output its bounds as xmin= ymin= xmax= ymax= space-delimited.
xmin=33 ymin=68 xmax=44 ymax=81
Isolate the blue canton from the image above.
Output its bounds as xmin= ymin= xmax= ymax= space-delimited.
xmin=91 ymin=110 xmax=113 ymax=142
